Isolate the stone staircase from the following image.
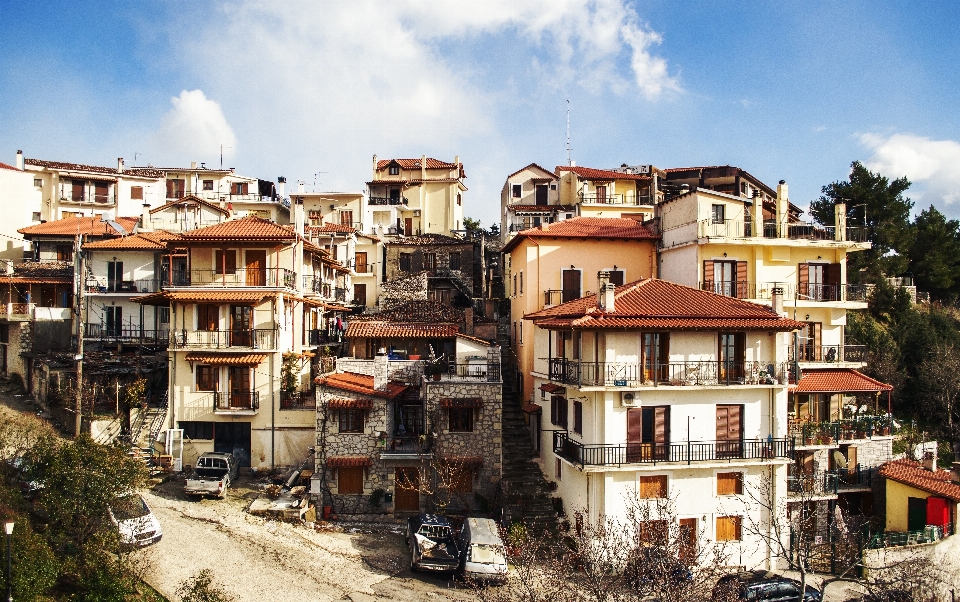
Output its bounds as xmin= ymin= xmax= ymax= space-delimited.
xmin=128 ymin=391 xmax=169 ymax=471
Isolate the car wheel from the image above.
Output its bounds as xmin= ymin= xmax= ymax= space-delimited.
xmin=410 ymin=550 xmax=418 ymax=572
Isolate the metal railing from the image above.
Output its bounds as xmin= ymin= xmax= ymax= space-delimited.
xmin=165 ymin=268 xmax=296 ymax=288
xmin=86 ymin=278 xmax=161 ymax=294
xmin=190 ymin=192 xmax=266 ymax=203
xmin=787 ymin=469 xmax=839 ymax=496
xmin=84 ymin=324 xmax=170 ymax=344
xmin=837 ymin=464 xmax=874 ymax=489
xmin=700 ymin=281 xmax=868 ymax=302
xmin=544 ymin=358 xmax=787 ymax=387
xmin=554 ymin=432 xmax=793 ymax=467
xmin=543 ymin=289 xmax=581 ymax=306
xmin=866 ymin=524 xmax=952 ymax=548
xmin=698 ymin=219 xmax=750 ymax=238
xmin=429 ymin=362 xmax=501 ymax=382
xmin=509 ymin=219 xmax=555 ymax=232
xmin=368 ymin=196 xmax=407 ymax=206
xmin=382 ymin=434 xmax=432 ymax=455
xmin=280 ymin=390 xmax=316 ymax=410
xmin=307 ymin=329 xmax=343 ymax=345
xmin=169 ymin=328 xmax=276 ymax=349
xmin=788 ymin=344 xmax=867 ymax=363
xmin=3 ymin=303 xmax=34 ymax=316
xmin=789 ymin=418 xmax=900 ymax=444
xmin=579 ymin=193 xmax=638 ymax=205
xmin=214 ymin=391 xmax=259 ymax=411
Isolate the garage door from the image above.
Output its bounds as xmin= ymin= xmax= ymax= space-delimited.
xmin=214 ymin=422 xmax=252 ymax=467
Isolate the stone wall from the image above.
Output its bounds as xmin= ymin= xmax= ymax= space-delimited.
xmin=377 ymin=272 xmax=428 ymax=309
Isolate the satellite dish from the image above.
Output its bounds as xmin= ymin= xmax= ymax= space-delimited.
xmin=106 ymin=220 xmax=128 ymax=235
xmin=833 ymin=450 xmax=847 ymax=470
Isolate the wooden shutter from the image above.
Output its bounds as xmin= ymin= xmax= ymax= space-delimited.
xmin=609 ymin=270 xmax=625 ymax=286
xmin=573 ymin=401 xmax=583 ymax=434
xmin=736 ymin=261 xmax=748 ymax=298
xmin=215 ymin=250 xmax=237 ymax=275
xmin=355 ymin=252 xmax=367 ymax=272
xmin=735 ymin=333 xmax=745 ymax=364
xmin=716 ymin=516 xmax=741 ymax=541
xmin=703 ymin=260 xmax=714 ymax=287
xmin=338 ymin=467 xmax=364 ymax=494
xmin=717 ymin=472 xmax=743 ymax=495
xmin=639 ymin=475 xmax=667 ymax=499
xmin=412 ymin=251 xmax=423 ymax=272
xmin=846 ymin=446 xmax=857 ymax=471
xmin=827 ymin=263 xmax=842 ymax=300
xmin=354 ymin=283 xmax=366 ymax=306
xmin=562 ymin=270 xmax=581 ymax=302
xmin=798 ymin=263 xmax=809 ymax=297
xmin=813 ymin=323 xmax=822 ymax=358
xmin=73 ymin=180 xmax=85 ymax=201
xmin=627 ymin=408 xmax=643 ymax=444
xmin=340 ymin=210 xmax=353 ymax=226
xmin=131 ymin=186 xmax=143 ymax=200
xmin=716 ymin=405 xmax=742 ymax=441
xmin=654 ymin=406 xmax=669 ymax=444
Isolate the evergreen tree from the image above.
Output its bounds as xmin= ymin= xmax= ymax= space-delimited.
xmin=908 ymin=205 xmax=960 ymax=302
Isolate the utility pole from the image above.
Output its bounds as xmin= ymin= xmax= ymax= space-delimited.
xmin=74 ymin=234 xmax=84 ymax=438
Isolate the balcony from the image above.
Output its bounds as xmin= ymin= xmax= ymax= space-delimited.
xmin=700 ymin=281 xmax=869 ymax=303
xmin=84 ymin=324 xmax=169 ymax=345
xmin=579 ymin=193 xmax=640 ymax=206
xmin=789 ymin=418 xmax=899 ymax=446
xmin=543 ymin=289 xmax=582 ymax=307
xmin=307 ymin=329 xmax=343 ymax=345
xmin=181 ymin=192 xmax=266 ymax=204
xmin=698 ymin=219 xmax=870 ymax=243
xmin=787 ymin=469 xmax=839 ymax=497
xmin=698 ymin=219 xmax=751 ymax=238
xmin=280 ymin=390 xmax=316 ymax=410
xmin=214 ymin=391 xmax=259 ymax=412
xmin=165 ymin=268 xmax=296 ymax=288
xmin=428 ymin=361 xmax=501 ymax=383
xmin=380 ymin=434 xmax=432 ymax=459
xmin=0 ymin=303 xmax=34 ymax=318
xmin=169 ymin=328 xmax=276 ymax=349
xmin=554 ymin=432 xmax=793 ymax=468
xmin=788 ymin=344 xmax=867 ymax=364
xmin=86 ymin=278 xmax=161 ymax=294
xmin=368 ymin=196 xmax=407 ymax=206
xmin=544 ymin=358 xmax=787 ymax=387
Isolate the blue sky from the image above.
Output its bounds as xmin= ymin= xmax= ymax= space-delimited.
xmin=2 ymin=1 xmax=959 ymax=227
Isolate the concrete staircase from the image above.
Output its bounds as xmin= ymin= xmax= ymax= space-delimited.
xmin=128 ymin=391 xmax=168 ymax=470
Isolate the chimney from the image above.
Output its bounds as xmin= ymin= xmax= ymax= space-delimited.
xmin=15 ymin=150 xmax=23 ymax=170
xmin=373 ymin=348 xmax=389 ymax=391
xmin=465 ymin=307 xmax=474 ymax=335
xmin=776 ymin=180 xmax=788 ymax=238
xmin=771 ymin=287 xmax=785 ymax=316
xmin=570 ymin=160 xmax=577 ymax=167
xmin=834 ymin=201 xmax=847 ymax=242
xmin=421 ymin=154 xmax=427 ymax=180
xmin=297 ymin=181 xmax=305 ymax=194
xmin=752 ymin=190 xmax=763 ymax=237
xmin=597 ymin=270 xmax=614 ymax=312
xmin=141 ymin=204 xmax=152 ymax=230
xmin=922 ymin=451 xmax=936 ymax=471
xmin=190 ymin=161 xmax=197 ymax=169
xmin=454 ymin=155 xmax=460 ymax=168
xmin=117 ymin=158 xmax=124 ymax=173
xmin=372 ymin=154 xmax=378 ymax=176
xmin=294 ymin=197 xmax=305 ymax=235
xmin=277 ymin=176 xmax=286 ymax=199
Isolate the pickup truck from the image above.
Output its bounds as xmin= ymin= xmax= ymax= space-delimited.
xmin=406 ymin=514 xmax=461 ymax=572
xmin=184 ymin=452 xmax=239 ymax=498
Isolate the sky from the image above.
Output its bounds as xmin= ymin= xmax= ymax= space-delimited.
xmin=2 ymin=1 xmax=960 ymax=228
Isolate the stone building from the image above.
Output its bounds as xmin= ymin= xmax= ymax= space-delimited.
xmin=384 ymin=233 xmax=478 ymax=305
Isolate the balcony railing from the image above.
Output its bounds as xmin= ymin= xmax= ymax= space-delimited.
xmin=554 ymin=432 xmax=793 ymax=468
xmin=544 ymin=358 xmax=786 ymax=387
xmin=169 ymin=328 xmax=276 ymax=349
xmin=698 ymin=219 xmax=750 ymax=238
xmin=543 ymin=289 xmax=581 ymax=306
xmin=510 ymin=219 xmax=555 ymax=232
xmin=86 ymin=278 xmax=161 ymax=294
xmin=164 ymin=268 xmax=296 ymax=288
xmin=788 ymin=344 xmax=867 ymax=363
xmin=2 ymin=303 xmax=34 ymax=316
xmin=368 ymin=196 xmax=407 ymax=206
xmin=837 ymin=464 xmax=874 ymax=490
xmin=700 ymin=281 xmax=869 ymax=303
xmin=579 ymin=193 xmax=637 ymax=205
xmin=307 ymin=329 xmax=343 ymax=345
xmin=382 ymin=434 xmax=432 ymax=455
xmin=280 ymin=390 xmax=316 ymax=410
xmin=789 ymin=418 xmax=900 ymax=445
xmin=214 ymin=391 xmax=259 ymax=411
xmin=787 ymin=469 xmax=839 ymax=496
xmin=84 ymin=324 xmax=170 ymax=344
xmin=429 ymin=362 xmax=501 ymax=382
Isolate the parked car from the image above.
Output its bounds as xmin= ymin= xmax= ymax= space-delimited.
xmin=713 ymin=571 xmax=821 ymax=602
xmin=406 ymin=514 xmax=461 ymax=572
xmin=184 ymin=452 xmax=239 ymax=498
xmin=458 ymin=517 xmax=508 ymax=582
xmin=625 ymin=545 xmax=693 ymax=592
xmin=109 ymin=493 xmax=162 ymax=548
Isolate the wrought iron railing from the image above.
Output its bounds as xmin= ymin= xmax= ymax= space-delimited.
xmin=544 ymin=358 xmax=786 ymax=387
xmin=164 ymin=268 xmax=296 ymax=288
xmin=789 ymin=418 xmax=900 ymax=445
xmin=787 ymin=468 xmax=839 ymax=496
xmin=169 ymin=328 xmax=276 ymax=349
xmin=431 ymin=362 xmax=501 ymax=382
xmin=85 ymin=324 xmax=170 ymax=344
xmin=214 ymin=390 xmax=259 ymax=411
xmin=553 ymin=432 xmax=793 ymax=467
xmin=280 ymin=390 xmax=316 ymax=410
xmin=788 ymin=344 xmax=867 ymax=363
xmin=382 ymin=434 xmax=431 ymax=455
xmin=86 ymin=278 xmax=161 ymax=294
xmin=368 ymin=196 xmax=407 ymax=206
xmin=579 ymin=193 xmax=637 ymax=205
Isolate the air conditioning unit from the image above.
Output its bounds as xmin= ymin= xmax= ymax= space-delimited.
xmin=413 ymin=210 xmax=421 ymax=217
xmin=620 ymin=392 xmax=637 ymax=407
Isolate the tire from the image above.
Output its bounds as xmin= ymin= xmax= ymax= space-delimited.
xmin=410 ymin=550 xmax=419 ymax=572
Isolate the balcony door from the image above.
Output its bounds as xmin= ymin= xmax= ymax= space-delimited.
xmin=230 ymin=305 xmax=252 ymax=346
xmin=245 ymin=250 xmax=266 ymax=286
xmin=535 ymin=184 xmax=548 ymax=205
xmin=355 ymin=252 xmax=367 ymax=273
xmin=107 ymin=261 xmax=123 ymax=292
xmin=404 ymin=218 xmax=413 ymax=236
xmin=627 ymin=406 xmax=669 ymax=462
xmin=704 ymin=260 xmax=747 ymax=298
xmin=595 ymin=185 xmax=607 ymax=203
xmin=799 ymin=263 xmax=841 ymax=301
xmin=716 ymin=404 xmax=743 ymax=458
xmin=105 ymin=306 xmax=122 ymax=337
xmin=642 ymin=333 xmax=669 ymax=382
xmin=228 ymin=366 xmax=251 ymax=408
xmin=718 ymin=332 xmax=746 ymax=382
xmin=561 ymin=269 xmax=581 ymax=303
xmin=800 ymin=322 xmax=822 ymax=361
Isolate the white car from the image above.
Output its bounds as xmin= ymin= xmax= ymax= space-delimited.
xmin=109 ymin=493 xmax=162 ymax=548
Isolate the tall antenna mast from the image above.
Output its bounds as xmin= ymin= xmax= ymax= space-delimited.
xmin=566 ymin=99 xmax=572 ymax=166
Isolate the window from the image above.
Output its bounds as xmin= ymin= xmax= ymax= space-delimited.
xmin=72 ymin=180 xmax=85 ymax=202
xmin=354 ymin=283 xmax=367 ymax=306
xmin=550 ymin=395 xmax=567 ymax=428
xmin=339 ymin=409 xmax=364 ymax=433
xmin=562 ymin=269 xmax=581 ymax=303
xmin=715 ymin=516 xmax=742 ymax=541
xmin=596 ymin=185 xmax=607 ymax=203
xmin=457 ymin=193 xmax=462 ymax=206
xmin=740 ymin=181 xmax=748 ymax=195
xmin=638 ymin=475 xmax=667 ymax=499
xmin=33 ymin=178 xmax=42 ymax=187
xmin=56 ymin=244 xmax=73 ymax=262
xmin=424 ymin=253 xmax=436 ymax=271
xmin=555 ymin=457 xmax=562 ymax=480
xmin=166 ymin=178 xmax=185 ymax=199
xmin=340 ymin=210 xmax=353 ymax=226
xmin=215 ymin=250 xmax=237 ymax=275
xmin=512 ymin=274 xmax=517 ymax=296
xmin=131 ymin=186 xmax=144 ymax=200
xmin=230 ymin=182 xmax=248 ymax=195
xmin=338 ymin=466 xmax=364 ymax=494
xmin=519 ymin=271 xmax=523 ymax=294
xmin=711 ymin=204 xmax=725 ymax=224
xmin=355 ymin=252 xmax=368 ymax=273
xmin=718 ymin=333 xmax=746 ymax=381
xmin=388 ymin=165 xmax=399 ymax=175
xmin=449 ymin=408 xmax=474 ymax=432
xmin=179 ymin=421 xmax=214 ymax=440
xmin=573 ymin=400 xmax=583 ymax=435
xmin=196 ymin=365 xmax=217 ymax=392
xmin=717 ymin=472 xmax=743 ymax=495
xmin=512 ymin=183 xmax=522 ymax=198
xmin=399 ymin=253 xmax=411 ymax=272
xmin=202 ymin=179 xmax=214 ymax=191
xmin=105 ymin=306 xmax=122 ymax=337
xmin=158 ymin=307 xmax=170 ymax=325
xmin=94 ymin=182 xmax=109 ymax=203
xmin=31 ymin=212 xmax=40 ymax=222
xmin=642 ymin=333 xmax=669 ymax=382
xmin=107 ymin=261 xmax=123 ymax=292
xmin=197 ymin=304 xmax=219 ymax=331
xmin=799 ymin=262 xmax=840 ymax=301
xmin=608 ymin=269 xmax=625 ymax=287
xmin=448 ymin=252 xmax=461 ymax=271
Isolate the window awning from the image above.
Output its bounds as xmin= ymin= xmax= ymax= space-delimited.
xmin=439 ymin=398 xmax=483 ymax=409
xmin=521 ymin=403 xmax=542 ymax=414
xmin=792 ymin=369 xmax=893 ymax=393
xmin=327 ymin=398 xmax=373 ymax=410
xmin=184 ymin=353 xmax=267 ymax=366
xmin=539 ymin=383 xmax=564 ymax=393
xmin=327 ymin=456 xmax=372 ymax=468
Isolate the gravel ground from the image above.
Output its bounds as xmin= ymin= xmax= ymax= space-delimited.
xmin=141 ymin=475 xmax=476 ymax=602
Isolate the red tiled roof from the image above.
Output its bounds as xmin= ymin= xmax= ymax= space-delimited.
xmin=149 ymin=195 xmax=230 ymax=216
xmin=316 ymin=372 xmax=408 ymax=399
xmin=327 ymin=456 xmax=373 ymax=468
xmin=0 ymin=277 xmax=72 ymax=285
xmin=133 ymin=291 xmax=270 ymax=305
xmin=792 ymin=369 xmax=893 ymax=393
xmin=308 ymin=223 xmax=355 ymax=234
xmin=345 ymin=322 xmax=459 ymax=339
xmin=556 ymin=165 xmax=652 ymax=181
xmin=879 ymin=459 xmax=960 ymax=502
xmin=377 ymin=158 xmax=457 ymax=170
xmin=18 ymin=215 xmax=140 ymax=238
xmin=83 ymin=230 xmax=180 ymax=250
xmin=327 ymin=398 xmax=374 ymax=409
xmin=505 ymin=163 xmax=556 ymax=180
xmin=502 ymin=217 xmax=657 ymax=253
xmin=439 ymin=398 xmax=483 ymax=408
xmin=521 ymin=403 xmax=542 ymax=414
xmin=456 ymin=333 xmax=494 ymax=346
xmin=540 ymin=383 xmax=565 ymax=393
xmin=179 ymin=216 xmax=296 ymax=241
xmin=506 ymin=205 xmax=564 ymax=212
xmin=525 ymin=279 xmax=805 ymax=331
xmin=0 ymin=162 xmax=20 ymax=171
xmin=391 ymin=233 xmax=468 ymax=246
xmin=25 ymin=158 xmax=166 ymax=179
xmin=183 ymin=353 xmax=267 ymax=365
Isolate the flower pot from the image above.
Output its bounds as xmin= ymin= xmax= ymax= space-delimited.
xmin=855 ymin=431 xmax=866 ymax=439
xmin=323 ymin=505 xmax=332 ymax=520
xmin=432 ymin=373 xmax=441 ymax=381
xmin=804 ymin=437 xmax=815 ymax=446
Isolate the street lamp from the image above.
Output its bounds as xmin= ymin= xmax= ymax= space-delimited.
xmin=4 ymin=520 xmax=12 ymax=602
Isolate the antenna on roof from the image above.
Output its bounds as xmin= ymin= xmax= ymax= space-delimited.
xmin=220 ymin=144 xmax=233 ymax=169
xmin=133 ymin=152 xmax=142 ymax=167
xmin=566 ymin=100 xmax=572 ymax=167
xmin=314 ymin=172 xmax=329 ymax=193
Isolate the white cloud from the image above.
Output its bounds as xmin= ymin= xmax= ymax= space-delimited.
xmin=155 ymin=90 xmax=236 ymax=160
xmin=861 ymin=132 xmax=960 ymax=205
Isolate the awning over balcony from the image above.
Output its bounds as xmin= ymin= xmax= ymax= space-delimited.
xmin=793 ymin=369 xmax=893 ymax=393
xmin=539 ymin=383 xmax=565 ymax=393
xmin=184 ymin=353 xmax=267 ymax=365
xmin=326 ymin=456 xmax=373 ymax=468
xmin=439 ymin=398 xmax=483 ymax=408
xmin=327 ymin=398 xmax=373 ymax=409
xmin=521 ymin=403 xmax=542 ymax=414
xmin=344 ymin=322 xmax=459 ymax=338
xmin=133 ymin=291 xmax=271 ymax=306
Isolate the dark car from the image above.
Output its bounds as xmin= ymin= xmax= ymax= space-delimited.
xmin=625 ymin=546 xmax=693 ymax=591
xmin=713 ymin=571 xmax=821 ymax=602
xmin=406 ymin=514 xmax=461 ymax=572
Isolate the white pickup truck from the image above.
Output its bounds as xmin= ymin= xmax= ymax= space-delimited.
xmin=184 ymin=452 xmax=239 ymax=498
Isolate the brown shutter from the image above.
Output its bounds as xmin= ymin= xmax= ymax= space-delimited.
xmin=627 ymin=408 xmax=643 ymax=444
xmin=716 ymin=406 xmax=728 ymax=441
xmin=827 ymin=263 xmax=842 ymax=300
xmin=735 ymin=333 xmax=746 ymax=363
xmin=846 ymin=446 xmax=858 ymax=470
xmin=338 ymin=467 xmax=364 ymax=494
xmin=703 ymin=260 xmax=714 ymax=287
xmin=798 ymin=263 xmax=809 ymax=297
xmin=166 ymin=179 xmax=173 ymax=198
xmin=717 ymin=472 xmax=743 ymax=495
xmin=654 ymin=406 xmax=669 ymax=444
xmin=813 ymin=323 xmax=822 ymax=356
xmin=727 ymin=405 xmax=741 ymax=440
xmin=736 ymin=261 xmax=748 ymax=298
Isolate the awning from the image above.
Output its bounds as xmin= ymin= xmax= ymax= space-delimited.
xmin=133 ymin=291 xmax=270 ymax=306
xmin=792 ymin=369 xmax=893 ymax=394
xmin=439 ymin=398 xmax=483 ymax=409
xmin=440 ymin=456 xmax=483 ymax=467
xmin=345 ymin=322 xmax=459 ymax=339
xmin=327 ymin=456 xmax=373 ymax=468
xmin=327 ymin=398 xmax=373 ymax=410
xmin=539 ymin=383 xmax=565 ymax=393
xmin=521 ymin=403 xmax=542 ymax=414
xmin=184 ymin=353 xmax=267 ymax=365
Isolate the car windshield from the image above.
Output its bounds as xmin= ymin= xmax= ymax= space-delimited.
xmin=195 ymin=468 xmax=227 ymax=479
xmin=112 ymin=495 xmax=150 ymax=521
xmin=470 ymin=544 xmax=506 ymax=564
xmin=417 ymin=524 xmax=451 ymax=539
xmin=198 ymin=457 xmax=227 ymax=469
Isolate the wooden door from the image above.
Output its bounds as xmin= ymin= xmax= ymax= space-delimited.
xmin=394 ymin=468 xmax=420 ymax=512
xmin=627 ymin=408 xmax=643 ymax=462
xmin=908 ymin=497 xmax=927 ymax=532
xmin=562 ymin=269 xmax=581 ymax=303
xmin=679 ymin=518 xmax=697 ymax=562
xmin=228 ymin=367 xmax=250 ymax=408
xmin=404 ymin=218 xmax=413 ymax=236
xmin=245 ymin=250 xmax=266 ymax=286
xmin=536 ymin=185 xmax=548 ymax=205
xmin=230 ymin=305 xmax=252 ymax=346
xmin=340 ymin=210 xmax=354 ymax=226
xmin=355 ymin=252 xmax=367 ymax=273
xmin=716 ymin=405 xmax=742 ymax=458
xmin=354 ymin=283 xmax=367 ymax=306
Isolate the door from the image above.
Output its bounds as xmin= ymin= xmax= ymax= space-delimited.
xmin=214 ymin=422 xmax=252 ymax=467
xmin=718 ymin=333 xmax=745 ymax=382
xmin=355 ymin=252 xmax=368 ymax=273
xmin=716 ymin=405 xmax=743 ymax=458
xmin=105 ymin=306 xmax=122 ymax=337
xmin=678 ymin=518 xmax=697 ymax=562
xmin=561 ymin=269 xmax=581 ymax=303
xmin=228 ymin=366 xmax=251 ymax=409
xmin=627 ymin=406 xmax=669 ymax=462
xmin=394 ymin=468 xmax=420 ymax=512
xmin=340 ymin=210 xmax=353 ymax=227
xmin=245 ymin=250 xmax=266 ymax=286
xmin=596 ymin=185 xmax=607 ymax=203
xmin=908 ymin=497 xmax=927 ymax=532
xmin=642 ymin=333 xmax=669 ymax=382
xmin=107 ymin=261 xmax=123 ymax=292
xmin=926 ymin=497 xmax=949 ymax=529
xmin=404 ymin=218 xmax=413 ymax=236
xmin=354 ymin=283 xmax=367 ymax=306
xmin=800 ymin=323 xmax=822 ymax=361
xmin=535 ymin=185 xmax=548 ymax=205
xmin=230 ymin=305 xmax=252 ymax=347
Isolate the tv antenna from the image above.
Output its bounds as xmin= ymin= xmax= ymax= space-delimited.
xmin=220 ymin=144 xmax=233 ymax=169
xmin=133 ymin=152 xmax=142 ymax=167
xmin=566 ymin=99 xmax=572 ymax=166
xmin=313 ymin=172 xmax=329 ymax=193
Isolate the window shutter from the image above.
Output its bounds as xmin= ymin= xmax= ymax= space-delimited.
xmin=735 ymin=333 xmax=746 ymax=363
xmin=654 ymin=406 xmax=669 ymax=444
xmin=827 ymin=264 xmax=842 ymax=300
xmin=627 ymin=408 xmax=643 ymax=444
xmin=716 ymin=406 xmax=728 ymax=441
xmin=798 ymin=263 xmax=809 ymax=297
xmin=736 ymin=261 xmax=748 ymax=297
xmin=703 ymin=260 xmax=714 ymax=287
xmin=717 ymin=472 xmax=743 ymax=495
xmin=338 ymin=467 xmax=364 ymax=494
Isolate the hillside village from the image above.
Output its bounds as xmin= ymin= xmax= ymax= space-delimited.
xmin=0 ymin=150 xmax=958 ymax=600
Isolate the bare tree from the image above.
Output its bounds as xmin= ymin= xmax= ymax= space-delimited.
xmin=918 ymin=342 xmax=960 ymax=439
xmin=472 ymin=524 xmax=579 ymax=602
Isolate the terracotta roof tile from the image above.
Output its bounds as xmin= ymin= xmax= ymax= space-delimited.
xmin=149 ymin=195 xmax=230 ymax=215
xmin=327 ymin=398 xmax=373 ymax=409
xmin=521 ymin=403 xmax=542 ymax=414
xmin=179 ymin=215 xmax=296 ymax=241
xmin=525 ymin=279 xmax=805 ymax=331
xmin=345 ymin=322 xmax=459 ymax=339
xmin=0 ymin=162 xmax=20 ymax=171
xmin=133 ymin=291 xmax=270 ymax=305
xmin=556 ymin=165 xmax=652 ymax=181
xmin=456 ymin=333 xmax=495 ymax=346
xmin=502 ymin=217 xmax=657 ymax=253
xmin=439 ymin=398 xmax=483 ymax=408
xmin=506 ymin=205 xmax=568 ymax=212
xmin=391 ymin=233 xmax=468 ymax=246
xmin=18 ymin=215 xmax=140 ymax=238
xmin=377 ymin=158 xmax=457 ymax=170
xmin=308 ymin=223 xmax=356 ymax=234
xmin=183 ymin=353 xmax=267 ymax=365
xmin=316 ymin=372 xmax=408 ymax=399
xmin=539 ymin=383 xmax=565 ymax=393
xmin=793 ymin=369 xmax=893 ymax=393
xmin=83 ymin=230 xmax=181 ymax=250
xmin=879 ymin=459 xmax=960 ymax=502
xmin=13 ymin=261 xmax=73 ymax=279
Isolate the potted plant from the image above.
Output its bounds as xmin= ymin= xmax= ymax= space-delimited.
xmin=426 ymin=364 xmax=443 ymax=381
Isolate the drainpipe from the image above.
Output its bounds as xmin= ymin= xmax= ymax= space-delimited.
xmin=271 ymin=296 xmax=276 ymax=470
